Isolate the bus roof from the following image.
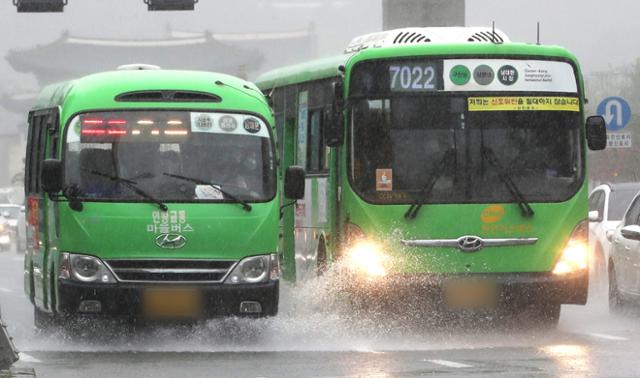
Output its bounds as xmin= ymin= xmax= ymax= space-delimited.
xmin=255 ymin=54 xmax=352 ymax=90
xmin=34 ymin=69 xmax=271 ymax=123
xmin=256 ymin=42 xmax=582 ymax=90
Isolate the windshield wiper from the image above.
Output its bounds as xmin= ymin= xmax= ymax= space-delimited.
xmin=405 ymin=148 xmax=456 ymax=220
xmin=162 ymin=172 xmax=252 ymax=212
xmin=86 ymin=169 xmax=168 ymax=212
xmin=481 ymin=147 xmax=534 ymax=218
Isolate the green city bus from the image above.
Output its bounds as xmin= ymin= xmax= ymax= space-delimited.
xmin=24 ymin=67 xmax=296 ymax=327
xmin=257 ymin=27 xmax=607 ymax=325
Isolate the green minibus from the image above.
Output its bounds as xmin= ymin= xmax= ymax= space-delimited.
xmin=24 ymin=67 xmax=299 ymax=327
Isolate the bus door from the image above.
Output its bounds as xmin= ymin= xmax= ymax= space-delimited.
xmin=295 ymin=89 xmax=331 ymax=281
xmin=25 ymin=108 xmax=59 ymax=309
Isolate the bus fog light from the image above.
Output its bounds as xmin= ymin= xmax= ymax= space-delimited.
xmin=239 ymin=301 xmax=262 ymax=314
xmin=78 ymin=300 xmax=102 ymax=313
xmin=344 ymin=241 xmax=389 ymax=279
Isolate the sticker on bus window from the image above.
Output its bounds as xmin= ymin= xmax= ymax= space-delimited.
xmin=467 ymin=96 xmax=580 ymax=112
xmin=195 ymin=185 xmax=224 ymax=200
xmin=376 ymin=169 xmax=393 ymax=191
xmin=193 ymin=113 xmax=214 ymax=131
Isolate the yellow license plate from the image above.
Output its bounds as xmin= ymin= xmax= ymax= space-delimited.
xmin=444 ymin=279 xmax=498 ymax=310
xmin=143 ymin=287 xmax=202 ymax=319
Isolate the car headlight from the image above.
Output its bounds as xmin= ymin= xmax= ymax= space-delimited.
xmin=553 ymin=220 xmax=589 ymax=275
xmin=224 ymin=254 xmax=278 ymax=284
xmin=59 ymin=253 xmax=117 ymax=283
xmin=343 ymin=240 xmax=389 ymax=279
xmin=8 ymin=220 xmax=17 ymax=227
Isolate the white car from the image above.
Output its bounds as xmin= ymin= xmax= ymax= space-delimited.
xmin=589 ymin=183 xmax=640 ymax=284
xmin=607 ymin=190 xmax=640 ymax=312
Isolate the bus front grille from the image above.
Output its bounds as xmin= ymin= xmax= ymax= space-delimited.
xmin=104 ymin=259 xmax=237 ymax=283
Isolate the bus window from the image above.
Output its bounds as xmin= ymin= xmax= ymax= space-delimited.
xmin=307 ymin=109 xmax=323 ymax=173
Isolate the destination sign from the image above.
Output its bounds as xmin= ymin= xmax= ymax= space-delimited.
xmin=351 ymin=59 xmax=578 ymax=96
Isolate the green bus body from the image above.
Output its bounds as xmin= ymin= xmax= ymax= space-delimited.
xmin=258 ymin=34 xmax=595 ymax=315
xmin=25 ymin=69 xmax=281 ymax=323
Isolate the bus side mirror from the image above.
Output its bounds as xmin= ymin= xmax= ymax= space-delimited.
xmin=41 ymin=159 xmax=63 ymax=194
xmin=586 ymin=116 xmax=607 ymax=150
xmin=325 ymin=81 xmax=345 ymax=148
xmin=284 ymin=166 xmax=306 ymax=200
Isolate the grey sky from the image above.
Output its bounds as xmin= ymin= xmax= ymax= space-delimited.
xmin=0 ymin=0 xmax=637 ymax=90
xmin=467 ymin=0 xmax=640 ymax=74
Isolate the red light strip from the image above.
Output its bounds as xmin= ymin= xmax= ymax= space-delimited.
xmin=107 ymin=119 xmax=127 ymax=125
xmin=107 ymin=129 xmax=127 ymax=135
xmin=81 ymin=129 xmax=106 ymax=135
xmin=82 ymin=118 xmax=104 ymax=125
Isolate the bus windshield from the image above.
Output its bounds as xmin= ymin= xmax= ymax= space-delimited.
xmin=350 ymin=96 xmax=583 ymax=204
xmin=64 ymin=110 xmax=276 ymax=203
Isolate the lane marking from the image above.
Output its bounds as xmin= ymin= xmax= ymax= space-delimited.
xmin=354 ymin=349 xmax=385 ymax=354
xmin=425 ymin=359 xmax=472 ymax=368
xmin=19 ymin=353 xmax=42 ymax=363
xmin=587 ymin=333 xmax=629 ymax=341
xmin=0 ymin=288 xmax=12 ymax=293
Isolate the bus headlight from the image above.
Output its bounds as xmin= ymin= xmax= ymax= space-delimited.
xmin=225 ymin=254 xmax=277 ymax=284
xmin=343 ymin=240 xmax=389 ymax=279
xmin=553 ymin=220 xmax=589 ymax=275
xmin=59 ymin=253 xmax=117 ymax=283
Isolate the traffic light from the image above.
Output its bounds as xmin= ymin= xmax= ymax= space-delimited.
xmin=144 ymin=0 xmax=198 ymax=11
xmin=13 ymin=0 xmax=67 ymax=12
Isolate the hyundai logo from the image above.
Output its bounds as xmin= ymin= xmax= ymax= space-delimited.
xmin=457 ymin=235 xmax=484 ymax=252
xmin=155 ymin=233 xmax=187 ymax=249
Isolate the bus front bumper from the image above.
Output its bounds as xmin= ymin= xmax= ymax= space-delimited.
xmin=56 ymin=280 xmax=279 ymax=319
xmin=345 ymin=270 xmax=588 ymax=309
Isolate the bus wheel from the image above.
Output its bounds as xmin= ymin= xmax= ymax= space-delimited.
xmin=33 ymin=306 xmax=58 ymax=331
xmin=609 ymin=264 xmax=626 ymax=314
xmin=316 ymin=239 xmax=327 ymax=276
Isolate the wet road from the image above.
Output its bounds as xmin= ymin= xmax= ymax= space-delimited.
xmin=2 ymin=250 xmax=640 ymax=377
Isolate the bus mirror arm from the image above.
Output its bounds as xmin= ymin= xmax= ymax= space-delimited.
xmin=63 ymin=185 xmax=84 ymax=212
xmin=279 ymin=201 xmax=297 ymax=219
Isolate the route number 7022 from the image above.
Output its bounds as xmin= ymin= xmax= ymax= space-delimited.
xmin=389 ymin=65 xmax=437 ymax=91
